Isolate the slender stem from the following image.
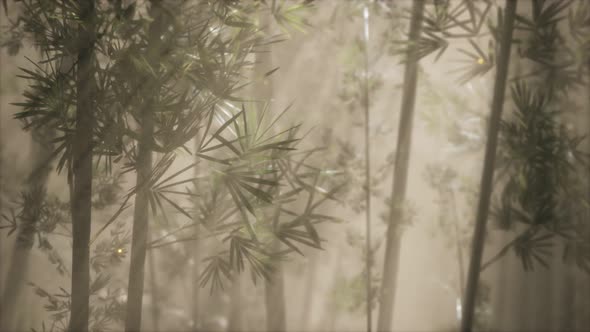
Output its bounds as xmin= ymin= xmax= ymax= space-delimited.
xmin=124 ymin=3 xmax=164 ymax=330
xmin=69 ymin=0 xmax=96 ymax=330
xmin=362 ymin=5 xmax=372 ymax=332
xmin=148 ymin=232 xmax=159 ymax=331
xmin=229 ymin=273 xmax=244 ymax=332
xmin=0 ymin=132 xmax=53 ymax=330
xmin=327 ymin=250 xmax=343 ymax=331
xmin=254 ymin=11 xmax=286 ymax=332
xmin=449 ymin=190 xmax=465 ymax=314
xmin=300 ymin=252 xmax=317 ymax=331
xmin=191 ymin=135 xmax=201 ymax=330
xmin=460 ymin=1 xmax=518 ymax=331
xmin=264 ymin=228 xmax=286 ymax=332
xmin=377 ymin=2 xmax=425 ymax=331
xmin=479 ymin=237 xmax=517 ymax=273
xmin=125 ymin=98 xmax=154 ymax=332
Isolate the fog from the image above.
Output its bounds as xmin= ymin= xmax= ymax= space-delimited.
xmin=1 ymin=1 xmax=589 ymax=331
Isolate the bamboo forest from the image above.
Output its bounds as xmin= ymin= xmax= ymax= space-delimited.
xmin=1 ymin=0 xmax=590 ymax=331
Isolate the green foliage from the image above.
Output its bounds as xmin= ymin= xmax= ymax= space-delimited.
xmin=0 ymin=0 xmax=341 ymax=330
xmin=388 ymin=0 xmax=493 ymax=74
xmin=490 ymin=78 xmax=589 ymax=271
xmin=330 ymin=272 xmax=370 ymax=313
xmin=423 ymin=163 xmax=469 ymax=247
xmin=29 ymin=249 xmax=128 ymax=332
xmin=325 ymin=229 xmax=381 ymax=315
xmin=487 ymin=0 xmax=590 ymax=273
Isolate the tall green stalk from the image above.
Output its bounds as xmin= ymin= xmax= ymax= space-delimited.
xmin=362 ymin=5 xmax=373 ymax=332
xmin=148 ymin=232 xmax=160 ymax=331
xmin=228 ymin=274 xmax=244 ymax=332
xmin=264 ymin=237 xmax=286 ymax=332
xmin=124 ymin=85 xmax=154 ymax=332
xmin=256 ymin=12 xmax=287 ymax=332
xmin=449 ymin=190 xmax=465 ymax=302
xmin=460 ymin=1 xmax=517 ymax=331
xmin=68 ymin=0 xmax=96 ymax=330
xmin=124 ymin=2 xmax=163 ymax=331
xmin=0 ymin=128 xmax=53 ymax=331
xmin=299 ymin=251 xmax=318 ymax=332
xmin=376 ymin=1 xmax=424 ymax=331
xmin=191 ymin=136 xmax=201 ymax=331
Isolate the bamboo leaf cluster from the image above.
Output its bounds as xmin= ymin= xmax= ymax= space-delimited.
xmin=1 ymin=0 xmax=342 ymax=330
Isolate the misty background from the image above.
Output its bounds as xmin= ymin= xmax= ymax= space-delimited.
xmin=1 ymin=1 xmax=589 ymax=331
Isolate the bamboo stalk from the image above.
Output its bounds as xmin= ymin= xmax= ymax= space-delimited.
xmin=0 ymin=128 xmax=53 ymax=330
xmin=376 ymin=1 xmax=425 ymax=331
xmin=362 ymin=5 xmax=373 ymax=332
xmin=148 ymin=233 xmax=160 ymax=331
xmin=255 ymin=11 xmax=287 ymax=332
xmin=124 ymin=2 xmax=163 ymax=330
xmin=460 ymin=1 xmax=518 ymax=331
xmin=449 ymin=190 xmax=465 ymax=302
xmin=228 ymin=273 xmax=244 ymax=332
xmin=191 ymin=135 xmax=201 ymax=331
xmin=299 ymin=252 xmax=318 ymax=332
xmin=124 ymin=92 xmax=154 ymax=332
xmin=69 ymin=0 xmax=96 ymax=329
xmin=264 ymin=237 xmax=286 ymax=332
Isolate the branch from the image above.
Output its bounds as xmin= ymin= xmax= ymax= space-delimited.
xmin=480 ymin=236 xmax=517 ymax=272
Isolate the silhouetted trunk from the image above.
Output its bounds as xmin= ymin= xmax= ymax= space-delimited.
xmin=322 ymin=250 xmax=343 ymax=332
xmin=0 ymin=128 xmax=53 ymax=330
xmin=148 ymin=234 xmax=160 ymax=331
xmin=190 ymin=237 xmax=201 ymax=331
xmin=124 ymin=2 xmax=163 ymax=330
xmin=254 ymin=12 xmax=287 ymax=332
xmin=0 ymin=248 xmax=2 ymax=325
xmin=191 ymin=136 xmax=201 ymax=331
xmin=361 ymin=5 xmax=373 ymax=331
xmin=0 ymin=235 xmax=3 ymax=319
xmin=228 ymin=274 xmax=244 ymax=332
xmin=558 ymin=270 xmax=575 ymax=331
xmin=460 ymin=1 xmax=517 ymax=331
xmin=299 ymin=252 xmax=318 ymax=331
xmin=449 ymin=191 xmax=465 ymax=301
xmin=124 ymin=79 xmax=154 ymax=332
xmin=376 ymin=1 xmax=424 ymax=331
xmin=68 ymin=0 xmax=96 ymax=330
xmin=265 ymin=239 xmax=286 ymax=332
xmin=582 ymin=46 xmax=590 ymax=332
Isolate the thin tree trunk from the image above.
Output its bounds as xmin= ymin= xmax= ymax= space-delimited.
xmin=124 ymin=2 xmax=163 ymax=330
xmin=228 ymin=274 xmax=244 ymax=332
xmin=69 ymin=0 xmax=96 ymax=330
xmin=361 ymin=5 xmax=373 ymax=332
xmin=264 ymin=239 xmax=286 ymax=332
xmin=0 ymin=232 xmax=3 ymax=321
xmin=264 ymin=272 xmax=286 ymax=332
xmin=558 ymin=270 xmax=575 ymax=331
xmin=299 ymin=252 xmax=318 ymax=332
xmin=255 ymin=12 xmax=287 ymax=332
xmin=0 ymin=128 xmax=53 ymax=331
xmin=460 ymin=1 xmax=517 ymax=331
xmin=148 ymin=233 xmax=160 ymax=331
xmin=376 ymin=1 xmax=424 ymax=331
xmin=582 ymin=46 xmax=590 ymax=332
xmin=264 ymin=181 xmax=286 ymax=332
xmin=449 ymin=191 xmax=465 ymax=300
xmin=124 ymin=86 xmax=154 ymax=332
xmin=0 ymin=242 xmax=2 ymax=325
xmin=324 ymin=250 xmax=342 ymax=332
xmin=191 ymin=136 xmax=201 ymax=331
xmin=190 ymin=236 xmax=201 ymax=331
xmin=124 ymin=95 xmax=154 ymax=332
